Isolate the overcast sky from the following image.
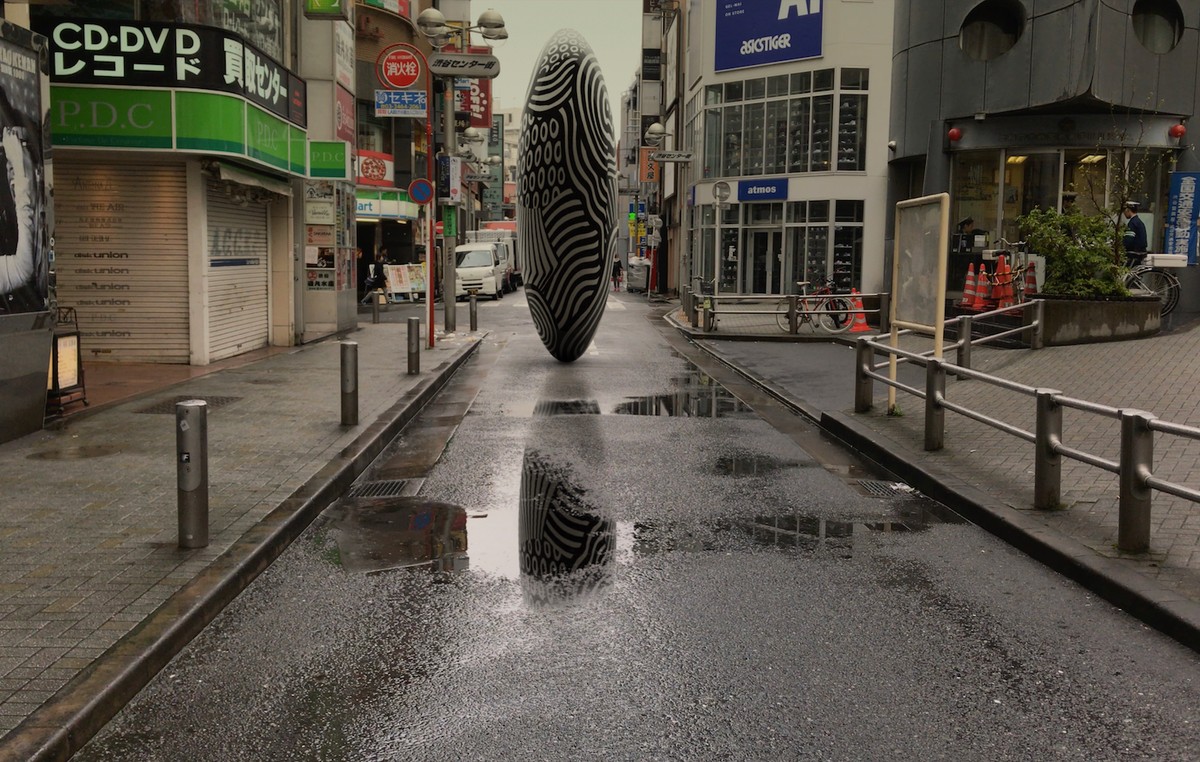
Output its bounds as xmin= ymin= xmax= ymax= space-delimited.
xmin=485 ymin=0 xmax=644 ymax=131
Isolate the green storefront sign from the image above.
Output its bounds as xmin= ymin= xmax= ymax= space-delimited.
xmin=247 ymin=107 xmax=290 ymax=171
xmin=176 ymin=92 xmax=244 ymax=153
xmin=50 ymin=86 xmax=172 ymax=148
xmin=304 ymin=0 xmax=349 ymax=20
xmin=443 ymin=206 xmax=457 ymax=238
xmin=310 ymin=142 xmax=349 ymax=179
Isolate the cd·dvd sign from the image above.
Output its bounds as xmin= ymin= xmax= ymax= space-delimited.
xmin=376 ymin=43 xmax=423 ymax=89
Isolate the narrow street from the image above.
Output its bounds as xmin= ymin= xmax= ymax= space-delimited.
xmin=76 ymin=293 xmax=1200 ymax=761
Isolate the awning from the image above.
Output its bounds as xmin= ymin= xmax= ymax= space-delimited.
xmin=216 ymin=162 xmax=293 ymax=197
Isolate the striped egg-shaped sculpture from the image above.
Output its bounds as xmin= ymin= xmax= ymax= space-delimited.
xmin=518 ymin=29 xmax=618 ymax=362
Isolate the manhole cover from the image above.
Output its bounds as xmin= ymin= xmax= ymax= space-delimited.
xmin=135 ymin=395 xmax=242 ymax=414
xmin=246 ymin=378 xmax=286 ymax=385
xmin=856 ymin=479 xmax=913 ymax=498
xmin=348 ymin=480 xmax=410 ymax=498
xmin=27 ymin=445 xmax=123 ymax=460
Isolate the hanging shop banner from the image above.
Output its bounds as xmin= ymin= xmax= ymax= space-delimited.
xmin=714 ymin=0 xmax=823 ymax=72
xmin=36 ymin=18 xmax=307 ymax=127
xmin=304 ymin=0 xmax=350 ymax=21
xmin=0 ymin=25 xmax=49 ymax=314
xmin=456 ymin=76 xmax=492 ymax=130
xmin=1165 ymin=171 xmax=1200 ymax=265
xmin=638 ymin=147 xmax=659 ymax=184
xmin=357 ymin=150 xmax=395 ymax=187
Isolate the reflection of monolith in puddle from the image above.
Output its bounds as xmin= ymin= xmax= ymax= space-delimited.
xmin=519 ymin=448 xmax=614 ymax=605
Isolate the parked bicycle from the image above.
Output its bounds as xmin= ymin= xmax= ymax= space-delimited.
xmin=1125 ymin=262 xmax=1181 ymax=316
xmin=774 ymin=277 xmax=853 ymax=334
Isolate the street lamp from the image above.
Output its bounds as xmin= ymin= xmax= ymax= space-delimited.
xmin=644 ymin=121 xmax=670 ymax=147
xmin=417 ymin=6 xmax=508 ymax=333
xmin=641 ymin=122 xmax=672 ymax=293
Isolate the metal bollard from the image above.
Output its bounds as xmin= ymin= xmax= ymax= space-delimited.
xmin=1034 ymin=388 xmax=1063 ymax=510
xmin=469 ymin=294 xmax=478 ymax=332
xmin=176 ymin=400 xmax=209 ymax=549
xmin=1030 ymin=299 xmax=1045 ymax=350
xmin=854 ymin=337 xmax=874 ymax=413
xmin=924 ymin=357 xmax=946 ymax=451
xmin=407 ymin=317 xmax=420 ymax=375
xmin=341 ymin=341 xmax=358 ymax=426
xmin=1118 ymin=409 xmax=1155 ymax=553
xmin=371 ymin=296 xmax=380 ymax=324
xmin=955 ymin=315 xmax=973 ymax=376
xmin=788 ymin=295 xmax=799 ymax=335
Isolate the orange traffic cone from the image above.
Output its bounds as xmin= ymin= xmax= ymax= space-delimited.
xmin=1023 ymin=262 xmax=1037 ymax=298
xmin=969 ymin=264 xmax=990 ymax=310
xmin=849 ymin=288 xmax=871 ymax=333
xmin=996 ymin=255 xmax=1014 ymax=308
xmin=959 ymin=263 xmax=978 ymax=307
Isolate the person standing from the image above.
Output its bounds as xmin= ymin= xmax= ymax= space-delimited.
xmin=611 ymin=256 xmax=624 ymax=292
xmin=1121 ymin=201 xmax=1148 ymax=267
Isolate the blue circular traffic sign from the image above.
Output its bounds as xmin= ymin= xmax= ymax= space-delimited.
xmin=408 ymin=178 xmax=434 ymax=205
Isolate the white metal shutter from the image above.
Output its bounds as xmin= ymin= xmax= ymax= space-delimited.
xmin=54 ymin=161 xmax=189 ymax=363
xmin=206 ymin=180 xmax=269 ymax=361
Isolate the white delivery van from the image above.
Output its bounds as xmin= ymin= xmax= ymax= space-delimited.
xmin=454 ymin=242 xmax=505 ymax=300
xmin=465 ymin=228 xmax=520 ymax=291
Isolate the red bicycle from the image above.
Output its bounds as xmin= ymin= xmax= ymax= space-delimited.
xmin=775 ymin=277 xmax=853 ymax=334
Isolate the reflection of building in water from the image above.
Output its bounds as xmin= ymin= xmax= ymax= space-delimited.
xmin=519 ymin=449 xmax=614 ymax=604
xmin=612 ymin=372 xmax=755 ymax=418
xmin=325 ymin=497 xmax=468 ymax=575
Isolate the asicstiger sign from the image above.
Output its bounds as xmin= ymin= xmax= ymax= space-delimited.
xmin=715 ymin=0 xmax=823 ymax=72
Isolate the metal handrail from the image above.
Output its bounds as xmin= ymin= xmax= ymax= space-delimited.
xmin=853 ymin=308 xmax=1200 ymax=553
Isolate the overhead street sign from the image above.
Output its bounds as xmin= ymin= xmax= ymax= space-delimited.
xmin=650 ymin=151 xmax=694 ymax=162
xmin=465 ymin=173 xmax=492 ymax=182
xmin=429 ymin=52 xmax=501 ymax=79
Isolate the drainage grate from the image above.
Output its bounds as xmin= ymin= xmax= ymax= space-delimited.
xmin=135 ymin=395 xmax=243 ymax=414
xmin=348 ymin=480 xmax=410 ymax=498
xmin=856 ymin=479 xmax=912 ymax=498
xmin=532 ymin=400 xmax=601 ymax=416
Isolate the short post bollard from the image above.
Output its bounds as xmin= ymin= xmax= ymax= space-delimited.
xmin=469 ymin=294 xmax=478 ymax=332
xmin=176 ymin=400 xmax=209 ymax=549
xmin=341 ymin=340 xmax=358 ymax=426
xmin=788 ymin=295 xmax=799 ymax=334
xmin=407 ymin=317 xmax=420 ymax=375
xmin=371 ymin=296 xmax=380 ymax=324
xmin=924 ymin=357 xmax=946 ymax=451
xmin=854 ymin=337 xmax=874 ymax=413
xmin=1034 ymin=388 xmax=1063 ymax=510
xmin=1118 ymin=409 xmax=1155 ymax=553
xmin=955 ymin=315 xmax=973 ymax=377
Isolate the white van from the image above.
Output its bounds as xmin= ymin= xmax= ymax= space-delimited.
xmin=454 ymin=242 xmax=505 ymax=300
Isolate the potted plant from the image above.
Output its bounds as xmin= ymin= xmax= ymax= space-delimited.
xmin=1016 ymin=206 xmax=1160 ymax=344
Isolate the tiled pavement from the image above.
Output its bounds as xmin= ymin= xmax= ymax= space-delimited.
xmin=679 ymin=309 xmax=1200 ymax=646
xmin=0 ymin=321 xmax=481 ymax=761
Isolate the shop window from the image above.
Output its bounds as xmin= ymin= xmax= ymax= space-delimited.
xmin=841 ymin=68 xmax=869 ymax=91
xmin=835 ymin=200 xmax=864 ymax=223
xmin=959 ymin=0 xmax=1025 ymax=61
xmin=745 ymin=78 xmax=766 ymax=100
xmin=768 ymin=75 xmax=790 ymax=97
xmin=787 ymin=98 xmax=811 ymax=173
xmin=809 ymin=94 xmax=833 ymax=172
xmin=833 ymin=201 xmax=865 ymax=291
xmin=724 ymin=81 xmax=744 ymax=103
xmin=951 ymin=150 xmax=1000 ymax=245
xmin=809 ymin=200 xmax=830 ymax=222
xmin=791 ymin=71 xmax=812 ymax=95
xmin=722 ymin=105 xmax=743 ymax=176
xmin=1133 ymin=0 xmax=1183 ymax=54
xmin=837 ymin=94 xmax=867 ymax=171
xmin=787 ymin=201 xmax=807 ymax=223
xmin=813 ymin=69 xmax=835 ymax=92
xmin=703 ymin=109 xmax=722 ymax=179
xmin=705 ymin=85 xmax=723 ymax=106
xmin=764 ymin=101 xmax=789 ymax=174
xmin=743 ymin=102 xmax=765 ymax=176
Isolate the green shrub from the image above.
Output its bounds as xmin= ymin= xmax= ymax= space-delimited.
xmin=1017 ymin=208 xmax=1128 ymax=297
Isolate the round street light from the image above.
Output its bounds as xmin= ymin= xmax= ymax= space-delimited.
xmin=416 ymin=8 xmax=449 ymax=36
xmin=644 ymin=122 xmax=669 ymax=146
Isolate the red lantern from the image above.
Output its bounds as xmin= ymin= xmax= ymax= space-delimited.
xmin=947 ymin=127 xmax=963 ymax=142
xmin=1169 ymin=123 xmax=1187 ymax=139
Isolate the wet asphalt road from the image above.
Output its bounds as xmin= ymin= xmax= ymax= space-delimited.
xmin=76 ymin=292 xmax=1200 ymax=760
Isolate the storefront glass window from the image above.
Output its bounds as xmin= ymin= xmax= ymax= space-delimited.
xmin=705 ymin=85 xmax=723 ymax=106
xmin=768 ymin=75 xmax=790 ymax=97
xmin=724 ymin=81 xmax=744 ymax=103
xmin=703 ymin=109 xmax=722 ymax=179
xmin=787 ymin=98 xmax=811 ymax=173
xmin=837 ymin=94 xmax=867 ymax=171
xmin=743 ymin=102 xmax=765 ymax=176
xmin=1063 ymin=150 xmax=1108 ymax=216
xmin=810 ymin=94 xmax=834 ymax=171
xmin=745 ymin=78 xmax=766 ymax=100
xmin=722 ymin=105 xmax=743 ymax=176
xmin=764 ymin=101 xmax=789 ymax=174
xmin=951 ymin=150 xmax=1001 ymax=244
xmin=813 ymin=68 xmax=835 ymax=92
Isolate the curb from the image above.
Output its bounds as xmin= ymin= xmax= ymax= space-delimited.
xmin=681 ymin=323 xmax=1200 ymax=656
xmin=0 ymin=338 xmax=482 ymax=762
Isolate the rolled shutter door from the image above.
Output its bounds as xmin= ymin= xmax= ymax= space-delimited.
xmin=206 ymin=179 xmax=269 ymax=361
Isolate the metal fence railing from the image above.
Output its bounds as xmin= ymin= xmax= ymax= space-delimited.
xmin=854 ymin=300 xmax=1200 ymax=553
xmin=679 ymin=286 xmax=887 ymax=335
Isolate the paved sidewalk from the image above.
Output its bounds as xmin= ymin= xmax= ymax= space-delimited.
xmin=670 ymin=309 xmax=1200 ymax=651
xmin=0 ymin=321 xmax=481 ymax=761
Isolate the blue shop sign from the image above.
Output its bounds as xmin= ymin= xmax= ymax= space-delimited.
xmin=1165 ymin=171 xmax=1200 ymax=264
xmin=738 ymin=178 xmax=788 ymax=201
xmin=715 ymin=0 xmax=823 ymax=72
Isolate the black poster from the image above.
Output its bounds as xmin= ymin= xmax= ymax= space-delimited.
xmin=0 ymin=26 xmax=48 ymax=315
xmin=642 ymin=48 xmax=662 ymax=81
xmin=34 ymin=19 xmax=306 ymax=127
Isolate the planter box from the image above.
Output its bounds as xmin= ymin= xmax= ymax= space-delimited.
xmin=1030 ymin=294 xmax=1161 ymax=346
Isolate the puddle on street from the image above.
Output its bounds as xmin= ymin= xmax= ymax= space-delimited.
xmin=502 ymin=369 xmax=755 ymax=418
xmin=317 ymin=497 xmax=468 ymax=575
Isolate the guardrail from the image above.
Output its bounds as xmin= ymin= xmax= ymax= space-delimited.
xmin=679 ymin=286 xmax=887 ymax=334
xmin=853 ymin=299 xmax=1199 ymax=552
